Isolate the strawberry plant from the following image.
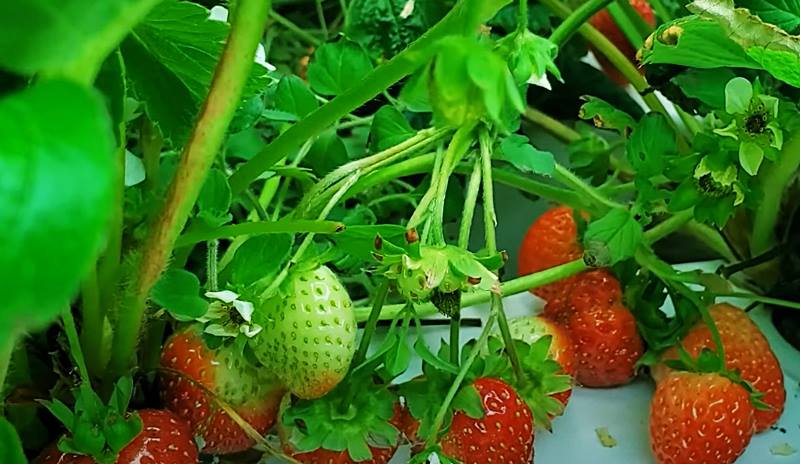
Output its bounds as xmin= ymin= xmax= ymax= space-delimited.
xmin=2 ymin=0 xmax=800 ymax=463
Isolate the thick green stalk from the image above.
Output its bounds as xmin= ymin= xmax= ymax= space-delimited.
xmin=554 ymin=164 xmax=623 ymax=212
xmin=518 ymin=0 xmax=528 ymax=31
xmin=354 ymin=259 xmax=588 ymax=321
xmin=458 ymin=160 xmax=482 ymax=248
xmin=206 ymin=240 xmax=219 ymax=292
xmin=269 ymin=11 xmax=320 ymax=46
xmin=548 ymin=0 xmax=614 ymax=46
xmin=175 ymin=219 xmax=342 ymax=247
xmin=108 ymin=0 xmax=272 ymax=378
xmin=524 ymin=107 xmax=581 ymax=143
xmin=352 ymin=281 xmax=390 ymax=366
xmin=479 ymin=131 xmax=524 ymax=382
xmin=63 ymin=308 xmax=91 ymax=385
xmin=228 ymin=0 xmax=513 ymax=193
xmin=751 ymin=132 xmax=800 ymax=255
xmin=644 ymin=209 xmax=694 ymax=245
xmin=80 ymin=267 xmax=104 ymax=377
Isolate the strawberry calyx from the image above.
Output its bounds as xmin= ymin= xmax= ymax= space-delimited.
xmin=373 ymin=232 xmax=503 ymax=306
xmin=485 ymin=336 xmax=572 ymax=430
xmin=281 ymin=374 xmax=400 ymax=461
xmin=666 ymin=346 xmax=770 ymax=411
xmin=38 ymin=377 xmax=142 ymax=464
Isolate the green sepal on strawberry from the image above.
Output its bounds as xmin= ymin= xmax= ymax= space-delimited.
xmin=373 ymin=231 xmax=503 ymax=306
xmin=252 ymin=264 xmax=357 ymax=400
xmin=279 ymin=373 xmax=402 ymax=463
xmin=484 ymin=335 xmax=573 ymax=430
xmin=38 ymin=378 xmax=143 ymax=464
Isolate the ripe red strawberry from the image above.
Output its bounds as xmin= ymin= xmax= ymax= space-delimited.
xmin=160 ymin=327 xmax=284 ymax=454
xmin=518 ymin=206 xmax=584 ymax=303
xmin=563 ymin=276 xmax=643 ymax=386
xmin=35 ymin=409 xmax=198 ymax=464
xmin=650 ymin=372 xmax=756 ymax=464
xmin=543 ymin=268 xmax=622 ymax=324
xmin=589 ymin=0 xmax=656 ymax=85
xmin=439 ymin=378 xmax=534 ymax=464
xmin=508 ymin=316 xmax=576 ymax=409
xmin=652 ymin=303 xmax=785 ymax=431
xmin=253 ymin=265 xmax=357 ymax=399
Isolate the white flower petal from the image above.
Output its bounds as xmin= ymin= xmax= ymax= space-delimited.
xmin=205 ymin=323 xmax=238 ymax=338
xmin=528 ymin=73 xmax=551 ymax=90
xmin=205 ymin=290 xmax=239 ymax=303
xmin=241 ymin=324 xmax=263 ymax=338
xmin=400 ymin=0 xmax=415 ymax=18
xmin=255 ymin=45 xmax=276 ymax=71
xmin=233 ymin=300 xmax=255 ymax=322
xmin=209 ymin=5 xmax=229 ymax=22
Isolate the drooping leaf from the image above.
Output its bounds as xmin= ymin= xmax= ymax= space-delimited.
xmin=413 ymin=337 xmax=459 ymax=375
xmin=304 ymin=130 xmax=349 ymax=176
xmin=307 ymin=38 xmax=374 ymax=96
xmin=578 ymin=96 xmax=636 ymax=135
xmin=94 ymin=50 xmax=127 ymax=143
xmin=229 ymin=234 xmax=292 ymax=287
xmin=584 ymin=209 xmax=644 ymax=265
xmin=151 ymin=268 xmax=207 ymax=320
xmin=121 ymin=0 xmax=268 ymax=144
xmin=370 ymin=105 xmax=415 ymax=152
xmin=197 ymin=168 xmax=232 ymax=224
xmin=737 ymin=0 xmax=800 ymax=34
xmin=671 ymin=68 xmax=736 ymax=109
xmin=451 ymin=384 xmax=484 ymax=419
xmin=0 ymin=81 xmax=115 ymax=338
xmin=273 ymin=75 xmax=319 ymax=119
xmin=626 ymin=113 xmax=677 ymax=178
xmin=331 ymin=225 xmax=407 ymax=261
xmin=0 ymin=417 xmax=27 ymax=464
xmin=498 ymin=134 xmax=555 ymax=176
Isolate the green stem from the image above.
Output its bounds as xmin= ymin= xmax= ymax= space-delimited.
xmin=63 ymin=308 xmax=91 ymax=385
xmin=98 ymin=114 xmax=126 ymax=314
xmin=354 ymin=259 xmax=589 ymax=321
xmin=352 ymin=281 xmax=390 ymax=366
xmin=108 ymin=0 xmax=273 ymax=378
xmin=518 ymin=0 xmax=528 ymax=31
xmin=458 ymin=160 xmax=482 ymax=248
xmin=751 ymin=131 xmax=800 ymax=255
xmin=269 ymin=11 xmax=320 ymax=46
xmin=140 ymin=318 xmax=167 ymax=373
xmin=426 ymin=306 xmax=499 ymax=447
xmin=430 ymin=125 xmax=476 ymax=243
xmin=524 ymin=107 xmax=581 ymax=143
xmin=643 ymin=209 xmax=694 ymax=245
xmin=684 ymin=222 xmax=737 ymax=262
xmin=479 ymin=130 xmax=523 ymax=382
xmin=548 ymin=0 xmax=613 ymax=46
xmin=607 ymin=0 xmax=648 ymax=48
xmin=80 ymin=267 xmax=104 ymax=377
xmin=553 ymin=163 xmax=623 ymax=212
xmin=141 ymin=118 xmax=163 ymax=194
xmin=176 ymin=220 xmax=343 ymax=247
xmin=207 ymin=240 xmax=219 ymax=292
xmin=713 ymin=293 xmax=800 ymax=311
xmin=449 ymin=312 xmax=461 ymax=364
xmin=315 ymin=0 xmax=328 ymax=37
xmin=228 ymin=0 xmax=513 ymax=194
xmin=717 ymin=245 xmax=785 ymax=279
xmin=648 ymin=0 xmax=673 ymax=21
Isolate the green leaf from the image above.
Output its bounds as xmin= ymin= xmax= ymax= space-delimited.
xmin=124 ymin=151 xmax=146 ymax=187
xmin=0 ymin=0 xmax=145 ymax=75
xmin=731 ymin=0 xmax=800 ymax=34
xmin=671 ymin=68 xmax=736 ymax=109
xmin=413 ymin=337 xmax=459 ymax=375
xmin=584 ymin=209 xmax=644 ymax=265
xmin=307 ymin=38 xmax=374 ymax=96
xmin=724 ymin=77 xmax=753 ymax=114
xmin=746 ymin=47 xmax=800 ymax=88
xmin=578 ymin=96 xmax=635 ymax=135
xmin=370 ymin=106 xmax=415 ymax=152
xmin=639 ymin=16 xmax=759 ymax=69
xmin=40 ymin=399 xmax=75 ymax=431
xmin=0 ymin=417 xmax=27 ymax=464
xmin=121 ymin=0 xmax=268 ymax=143
xmin=104 ymin=414 xmax=141 ymax=454
xmin=626 ymin=113 xmax=677 ymax=178
xmin=451 ymin=385 xmax=484 ymax=419
xmin=0 ymin=81 xmax=114 ymax=337
xmin=197 ymin=169 xmax=232 ymax=222
xmin=274 ymin=75 xmax=319 ymax=119
xmin=108 ymin=377 xmax=134 ymax=415
xmin=229 ymin=234 xmax=292 ymax=287
xmin=150 ymin=269 xmax=207 ymax=320
xmin=346 ymin=0 xmax=447 ymax=59
xmin=95 ymin=50 xmax=127 ymax=144
xmin=304 ymin=130 xmax=349 ymax=176
xmin=498 ymin=134 xmax=555 ymax=176
xmin=331 ymin=225 xmax=407 ymax=261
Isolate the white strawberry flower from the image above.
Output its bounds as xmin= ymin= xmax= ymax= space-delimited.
xmin=209 ymin=6 xmax=276 ymax=72
xmin=200 ymin=290 xmax=262 ymax=338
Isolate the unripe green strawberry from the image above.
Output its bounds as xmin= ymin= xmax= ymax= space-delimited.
xmin=253 ymin=265 xmax=356 ymax=399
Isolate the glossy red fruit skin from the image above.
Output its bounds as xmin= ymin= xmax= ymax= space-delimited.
xmin=652 ymin=303 xmax=785 ymax=432
xmin=439 ymin=378 xmax=534 ymax=464
xmin=589 ymin=0 xmax=656 ymax=85
xmin=35 ymin=410 xmax=199 ymax=464
xmin=160 ymin=329 xmax=283 ymax=454
xmin=566 ymin=298 xmax=643 ymax=387
xmin=518 ymin=206 xmax=584 ymax=304
xmin=543 ymin=269 xmax=622 ymax=325
xmin=650 ymin=372 xmax=755 ymax=464
xmin=283 ymin=405 xmax=403 ymax=464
